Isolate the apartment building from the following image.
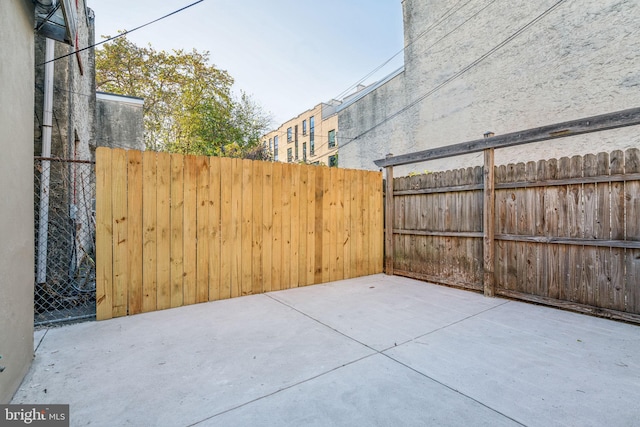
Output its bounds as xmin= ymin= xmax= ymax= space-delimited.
xmin=263 ymin=101 xmax=340 ymax=167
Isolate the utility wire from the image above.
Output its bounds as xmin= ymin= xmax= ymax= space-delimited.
xmin=333 ymin=0 xmax=475 ymax=102
xmin=338 ymin=0 xmax=568 ymax=148
xmin=267 ymin=0 xmax=496 ymax=147
xmin=38 ymin=0 xmax=205 ymax=66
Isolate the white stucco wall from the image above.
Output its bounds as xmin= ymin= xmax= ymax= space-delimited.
xmin=0 ymin=0 xmax=35 ymax=403
xmin=340 ymin=0 xmax=640 ymax=174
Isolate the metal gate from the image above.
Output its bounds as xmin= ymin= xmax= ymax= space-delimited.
xmin=34 ymin=157 xmax=96 ymax=325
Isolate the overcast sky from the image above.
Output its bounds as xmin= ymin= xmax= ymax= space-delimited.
xmin=88 ymin=0 xmax=405 ymax=126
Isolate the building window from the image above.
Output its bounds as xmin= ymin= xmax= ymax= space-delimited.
xmin=302 ymin=120 xmax=307 ymax=136
xmin=328 ymin=129 xmax=336 ymax=148
xmin=295 ymin=125 xmax=299 ymax=144
xmin=310 ymin=116 xmax=315 ymax=155
xmin=303 ymin=142 xmax=307 ymax=162
xmin=269 ymin=138 xmax=273 ymax=153
xmin=274 ymin=136 xmax=279 ymax=161
xmin=287 ymin=148 xmax=293 ymax=162
xmin=295 ymin=141 xmax=298 ymax=160
xmin=287 ymin=127 xmax=292 ymax=143
xmin=329 ymin=154 xmax=338 ymax=167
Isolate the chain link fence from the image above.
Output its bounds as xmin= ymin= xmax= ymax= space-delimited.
xmin=34 ymin=157 xmax=96 ymax=326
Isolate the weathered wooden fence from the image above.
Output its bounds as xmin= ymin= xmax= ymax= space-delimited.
xmin=377 ymin=107 xmax=640 ymax=323
xmin=95 ymin=148 xmax=383 ymax=320
xmin=392 ymin=167 xmax=484 ymax=291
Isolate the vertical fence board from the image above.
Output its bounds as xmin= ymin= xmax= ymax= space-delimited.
xmin=241 ymin=159 xmax=253 ymax=296
xmin=322 ymin=167 xmax=332 ymax=283
xmin=127 ymin=150 xmax=143 ymax=315
xmin=156 ymin=152 xmax=172 ymax=310
xmin=554 ymin=157 xmax=568 ymax=299
xmin=231 ymin=158 xmax=243 ymax=298
xmin=306 ymin=167 xmax=316 ymax=285
xmin=523 ymin=162 xmax=537 ymax=295
xmin=335 ymin=168 xmax=345 ymax=280
xmin=111 ymin=149 xmax=128 ymax=317
xmin=625 ymin=148 xmax=640 ymax=314
xmin=374 ymin=171 xmax=384 ymax=273
xmin=219 ymin=157 xmax=232 ymax=300
xmin=252 ymin=160 xmax=264 ymax=295
xmin=583 ymin=154 xmax=598 ymax=306
xmin=262 ymin=161 xmax=273 ymax=292
xmin=355 ymin=169 xmax=365 ymax=276
xmin=298 ymin=166 xmax=309 ymax=286
xmin=208 ymin=157 xmax=221 ymax=302
xmin=142 ymin=151 xmax=158 ymax=312
xmin=170 ymin=154 xmax=184 ymax=308
xmin=196 ymin=156 xmax=210 ymax=303
xmin=95 ymin=148 xmax=113 ymax=320
xmin=609 ymin=151 xmax=624 ymax=311
xmin=595 ymin=152 xmax=612 ymax=309
xmin=281 ymin=163 xmax=292 ymax=289
xmin=545 ymin=159 xmax=560 ymax=300
xmin=534 ymin=160 xmax=547 ymax=298
xmin=313 ymin=166 xmax=324 ymax=284
xmin=290 ymin=164 xmax=301 ymax=287
xmin=183 ymin=156 xmax=198 ymax=306
xmin=343 ymin=169 xmax=353 ymax=278
xmin=272 ymin=162 xmax=283 ymax=290
xmin=567 ymin=156 xmax=582 ymax=302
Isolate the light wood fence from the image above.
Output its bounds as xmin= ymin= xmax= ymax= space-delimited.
xmin=95 ymin=148 xmax=383 ymax=320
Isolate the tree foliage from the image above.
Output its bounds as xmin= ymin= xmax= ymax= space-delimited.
xmin=95 ymin=35 xmax=272 ymax=157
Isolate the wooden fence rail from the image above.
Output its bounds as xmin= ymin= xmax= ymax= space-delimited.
xmin=96 ymin=148 xmax=383 ymax=320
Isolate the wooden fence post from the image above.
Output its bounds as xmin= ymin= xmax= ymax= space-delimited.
xmin=385 ymin=165 xmax=394 ymax=275
xmin=483 ymin=148 xmax=495 ymax=296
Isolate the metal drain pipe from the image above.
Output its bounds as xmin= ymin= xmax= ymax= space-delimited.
xmin=36 ymin=37 xmax=55 ymax=284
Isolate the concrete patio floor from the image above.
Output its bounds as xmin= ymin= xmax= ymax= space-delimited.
xmin=12 ymin=274 xmax=640 ymax=426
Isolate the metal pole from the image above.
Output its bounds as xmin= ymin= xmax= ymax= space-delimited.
xmin=37 ymin=38 xmax=55 ymax=284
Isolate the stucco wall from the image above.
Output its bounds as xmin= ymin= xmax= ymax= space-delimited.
xmin=0 ymin=0 xmax=35 ymax=403
xmin=340 ymin=0 xmax=640 ymax=174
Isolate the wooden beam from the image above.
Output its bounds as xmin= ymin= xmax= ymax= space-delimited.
xmin=494 ymin=173 xmax=640 ymax=190
xmin=394 ymin=269 xmax=482 ymax=293
xmin=393 ymin=229 xmax=483 ymax=238
xmin=374 ymin=107 xmax=640 ymax=167
xmin=483 ymin=148 xmax=495 ymax=297
xmin=496 ymin=289 xmax=640 ymax=325
xmin=394 ymin=183 xmax=484 ymax=195
xmin=494 ymin=234 xmax=640 ymax=249
xmin=384 ymin=166 xmax=394 ymax=275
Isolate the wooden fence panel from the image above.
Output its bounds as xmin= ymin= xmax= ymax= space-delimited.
xmin=96 ymin=148 xmax=383 ymax=319
xmin=388 ymin=148 xmax=640 ymax=322
xmin=392 ymin=165 xmax=483 ymax=290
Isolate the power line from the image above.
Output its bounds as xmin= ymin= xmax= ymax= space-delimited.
xmin=267 ymin=0 xmax=497 ymax=148
xmin=38 ymin=0 xmax=205 ymax=66
xmin=333 ymin=0 xmax=475 ymax=102
xmin=338 ymin=0 xmax=568 ymax=148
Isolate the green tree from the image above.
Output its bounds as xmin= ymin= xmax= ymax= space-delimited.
xmin=95 ymin=35 xmax=271 ymax=157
